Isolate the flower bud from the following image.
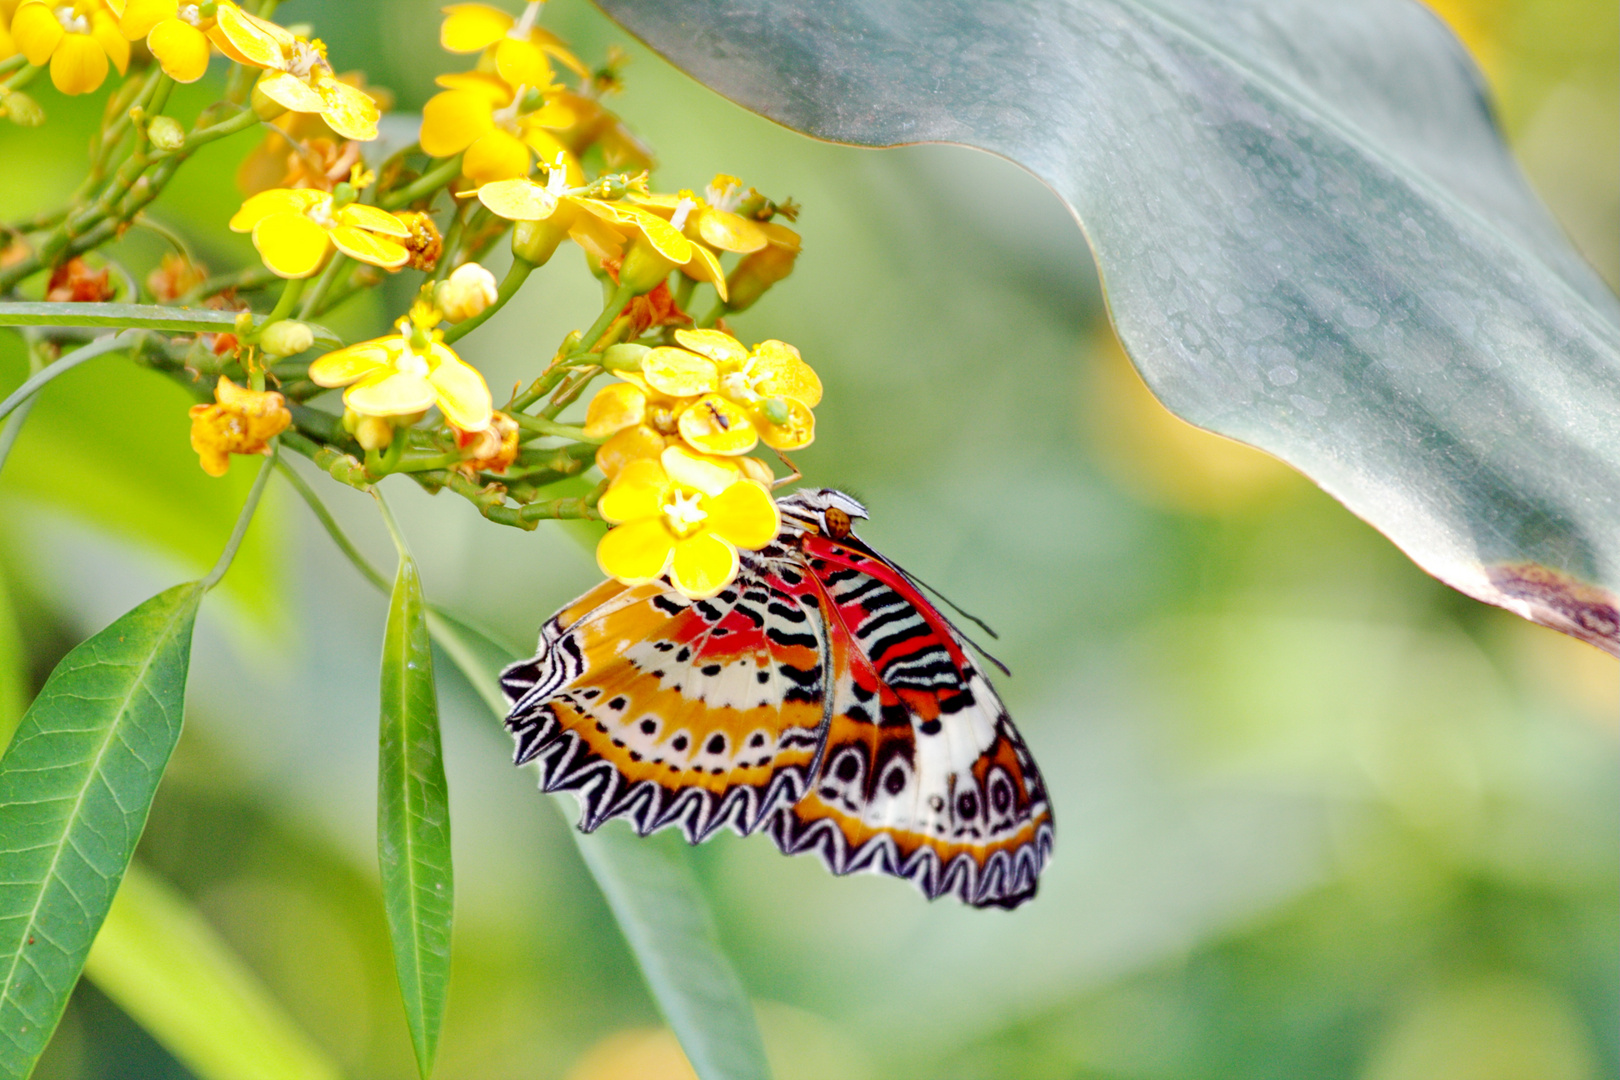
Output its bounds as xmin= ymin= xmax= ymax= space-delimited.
xmin=619 ymin=238 xmax=676 ymax=295
xmin=724 ymin=222 xmax=800 ymax=312
xmin=259 ymin=319 xmax=315 ymax=357
xmin=1 ymin=91 xmax=45 ymax=128
xmin=511 ymin=218 xmax=566 ymax=266
xmin=435 ymin=262 xmax=499 ymax=323
xmin=147 ymin=115 xmax=185 ymax=152
xmin=354 ymin=415 xmax=394 ymax=451
xmin=600 ymin=343 xmax=650 ymax=372
xmin=250 ymin=81 xmax=287 ymax=122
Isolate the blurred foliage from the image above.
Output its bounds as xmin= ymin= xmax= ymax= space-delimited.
xmin=0 ymin=0 xmax=1613 ymax=1078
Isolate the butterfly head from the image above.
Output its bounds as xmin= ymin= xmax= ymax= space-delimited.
xmin=776 ymin=488 xmax=868 ymax=540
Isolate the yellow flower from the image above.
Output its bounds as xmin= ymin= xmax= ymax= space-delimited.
xmin=617 ymin=329 xmax=819 ymax=456
xmin=439 ymin=2 xmax=585 ymax=89
xmin=188 ymin=376 xmax=291 ymax=477
xmin=596 ymin=445 xmax=779 ymax=599
xmin=208 ymin=1 xmax=377 ymax=141
xmin=725 ymin=220 xmax=801 ymax=312
xmin=308 ymin=306 xmax=493 ymax=431
xmin=117 ymin=0 xmax=211 ymax=82
xmin=11 ymin=0 xmax=128 ymax=95
xmin=635 ymin=175 xmax=772 ymax=256
xmin=229 ymin=188 xmax=410 ymax=278
xmin=419 ymin=70 xmax=576 ymax=186
xmin=474 ymin=168 xmax=725 ymax=295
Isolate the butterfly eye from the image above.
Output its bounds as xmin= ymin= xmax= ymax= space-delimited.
xmin=824 ymin=507 xmax=851 ymax=539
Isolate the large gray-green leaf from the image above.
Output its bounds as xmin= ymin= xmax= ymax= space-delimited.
xmin=378 ymin=553 xmax=453 ymax=1080
xmin=426 ymin=614 xmax=772 ymax=1080
xmin=0 ymin=582 xmax=202 ymax=1079
xmin=595 ymin=0 xmax=1620 ymax=654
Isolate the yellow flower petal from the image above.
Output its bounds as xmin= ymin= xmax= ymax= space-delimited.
xmin=669 ymin=532 xmax=739 ymax=599
xmin=213 ymin=0 xmax=289 ymax=68
xmin=49 ymin=33 xmax=109 ymax=95
xmin=595 ymin=424 xmax=667 ymax=479
xmin=660 ymin=444 xmax=739 ymax=497
xmin=682 ymin=243 xmax=728 ymax=302
xmin=599 ymin=458 xmax=671 ymax=524
xmin=419 ymin=88 xmax=493 ymax=158
xmin=90 ymin=10 xmax=128 ymax=74
xmin=494 ymin=36 xmax=549 ymax=90
xmin=519 ymin=125 xmax=570 ymax=167
xmin=252 ymin=211 xmax=330 ymax=278
xmin=704 ymin=479 xmax=780 ymax=550
xmin=696 ymin=208 xmax=768 ymax=254
xmin=257 ymin=69 xmax=324 ymax=113
xmin=566 ymin=210 xmax=626 ymax=262
xmin=439 ymin=2 xmax=511 ymax=52
xmin=425 ymin=347 xmax=493 ymax=430
xmin=640 ymin=347 xmax=718 ymax=398
xmin=315 ymin=75 xmax=379 ymax=142
xmin=119 ymin=0 xmax=176 ymax=39
xmin=12 ymin=3 xmax=65 ymax=68
xmin=345 ymin=370 xmax=437 ymax=418
xmin=583 ymin=382 xmax=647 ymax=440
xmin=755 ymin=396 xmax=816 ymax=451
xmin=309 ymin=341 xmax=393 ymax=387
xmin=432 ymin=69 xmax=512 ymax=103
xmin=624 ymin=206 xmax=692 ymax=264
xmin=336 ymin=203 xmax=410 ymax=237
xmin=148 ymin=17 xmax=210 ymax=83
xmin=596 ymin=518 xmax=675 ymax=586
xmin=678 ymin=394 xmax=758 ymax=456
xmin=674 ymin=329 xmax=747 ymax=367
xmin=475 ymin=177 xmax=557 ymax=221
xmin=751 ymin=340 xmax=823 ymax=407
xmin=329 ymin=225 xmax=409 ymax=270
xmin=462 ymin=128 xmax=531 ymax=186
xmin=229 ymin=188 xmax=324 ymax=231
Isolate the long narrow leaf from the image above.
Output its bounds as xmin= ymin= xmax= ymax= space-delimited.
xmin=0 ymin=582 xmax=203 ymax=1079
xmin=426 ymin=613 xmax=772 ymax=1080
xmin=378 ymin=554 xmax=453 ymax=1080
xmin=84 ymin=861 xmax=343 ymax=1080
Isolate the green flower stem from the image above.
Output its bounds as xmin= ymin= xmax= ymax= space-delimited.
xmin=0 ymin=330 xmax=140 ymax=423
xmin=441 ymin=258 xmax=532 ymax=345
xmin=280 ymin=429 xmax=374 ymax=491
xmin=365 ymin=425 xmax=410 ymax=478
xmin=0 ymin=340 xmax=47 ymax=478
xmin=275 ymin=459 xmax=390 ymax=593
xmin=380 ymin=155 xmax=465 ymax=211
xmin=0 ymin=56 xmax=27 ymax=78
xmin=372 ymin=486 xmax=410 ymax=559
xmin=85 ymin=68 xmax=161 ymax=184
xmin=578 ymin=283 xmax=636 ymax=353
xmin=298 ymin=254 xmax=350 ymax=319
xmin=518 ymin=480 xmax=607 ymax=523
xmin=507 ymin=366 xmax=571 ymax=413
xmin=512 ymin=413 xmax=597 ymax=443
xmin=257 ymin=277 xmax=306 ymax=332
xmin=0 ymin=63 xmax=37 ymax=92
xmin=199 ymin=443 xmax=278 ymax=591
xmin=540 ymin=367 xmax=600 ymax=420
xmin=697 ymin=299 xmax=726 ymax=328
xmin=673 ymin=274 xmax=697 ymax=312
xmin=395 ymin=450 xmax=472 ymax=473
xmin=432 ymin=204 xmax=469 ymax=283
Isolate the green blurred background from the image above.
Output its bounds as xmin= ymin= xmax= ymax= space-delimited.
xmin=0 ymin=0 xmax=1614 ymax=1077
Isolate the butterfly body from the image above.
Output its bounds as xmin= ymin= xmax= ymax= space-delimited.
xmin=501 ymin=489 xmax=1054 ymax=908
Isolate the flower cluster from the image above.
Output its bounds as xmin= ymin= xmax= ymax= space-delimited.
xmin=3 ymin=0 xmax=815 ymax=600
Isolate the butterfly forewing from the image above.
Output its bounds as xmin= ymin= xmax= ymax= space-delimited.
xmin=501 ymin=489 xmax=1055 ymax=909
xmin=501 ymin=566 xmax=831 ymax=843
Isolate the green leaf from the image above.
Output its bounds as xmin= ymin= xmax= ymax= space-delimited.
xmin=83 ymin=861 xmax=343 ymax=1080
xmin=0 ymin=582 xmax=202 ymax=1079
xmin=0 ymin=564 xmax=24 ymax=753
xmin=378 ymin=553 xmax=453 ymax=1080
xmin=425 ymin=615 xmax=772 ymax=1080
xmin=0 ymin=303 xmax=342 ymax=350
xmin=596 ymin=0 xmax=1620 ymax=654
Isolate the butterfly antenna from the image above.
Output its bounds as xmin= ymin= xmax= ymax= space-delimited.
xmin=872 ymin=554 xmax=1012 ymax=676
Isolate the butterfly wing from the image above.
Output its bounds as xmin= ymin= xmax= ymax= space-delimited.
xmin=501 ymin=566 xmax=833 ymax=843
xmin=765 ymin=534 xmax=1055 ymax=909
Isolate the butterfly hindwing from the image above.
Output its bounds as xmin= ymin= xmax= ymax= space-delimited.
xmin=765 ymin=533 xmax=1054 ymax=908
xmin=501 ymin=568 xmax=831 ymax=843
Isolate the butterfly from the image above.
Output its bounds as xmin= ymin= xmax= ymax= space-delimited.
xmin=499 ymin=489 xmax=1054 ymax=908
